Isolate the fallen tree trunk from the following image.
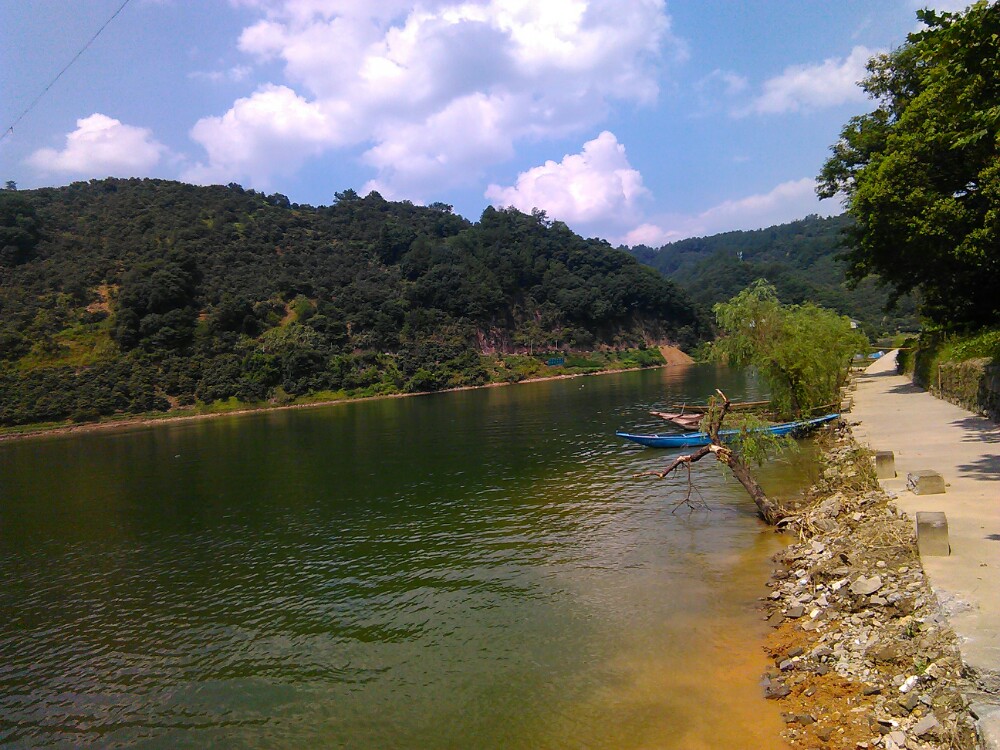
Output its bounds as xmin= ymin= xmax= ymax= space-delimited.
xmin=639 ymin=390 xmax=786 ymax=525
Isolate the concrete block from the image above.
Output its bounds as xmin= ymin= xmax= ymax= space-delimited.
xmin=916 ymin=511 xmax=950 ymax=556
xmin=841 ymin=398 xmax=854 ymax=413
xmin=972 ymin=701 xmax=1000 ymax=750
xmin=874 ymin=450 xmax=896 ymax=479
xmin=907 ymin=470 xmax=946 ymax=495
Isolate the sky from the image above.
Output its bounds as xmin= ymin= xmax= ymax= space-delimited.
xmin=0 ymin=0 xmax=971 ymax=246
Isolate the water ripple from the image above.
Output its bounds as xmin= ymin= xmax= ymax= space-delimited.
xmin=0 ymin=367 xmax=795 ymax=749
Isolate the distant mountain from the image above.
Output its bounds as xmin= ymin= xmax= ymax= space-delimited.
xmin=626 ymin=214 xmax=917 ymax=333
xmin=0 ymin=179 xmax=708 ymax=427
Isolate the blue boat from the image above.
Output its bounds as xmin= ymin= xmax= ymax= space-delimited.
xmin=616 ymin=413 xmax=840 ymax=449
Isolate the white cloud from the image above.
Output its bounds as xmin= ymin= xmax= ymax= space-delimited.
xmin=621 ymin=222 xmax=683 ymax=247
xmin=364 ymin=92 xmax=517 ymax=196
xmin=183 ymin=84 xmax=340 ymax=187
xmin=691 ymin=68 xmax=749 ymax=116
xmin=27 ymin=114 xmax=167 ymax=175
xmin=619 ymin=178 xmax=839 ymax=246
xmin=188 ymin=65 xmax=252 ymax=83
xmin=742 ymin=46 xmax=874 ymax=116
xmin=189 ymin=0 xmax=679 ymax=194
xmin=696 ymin=69 xmax=748 ymax=97
xmin=485 ymin=131 xmax=649 ymax=227
xmin=694 ymin=178 xmax=825 ymax=227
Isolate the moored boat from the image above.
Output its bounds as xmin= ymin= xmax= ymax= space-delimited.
xmin=654 ymin=400 xmax=771 ymax=415
xmin=649 ymin=411 xmax=703 ymax=429
xmin=617 ymin=413 xmax=840 ymax=449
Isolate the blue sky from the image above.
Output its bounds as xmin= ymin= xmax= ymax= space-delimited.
xmin=0 ymin=0 xmax=968 ymax=245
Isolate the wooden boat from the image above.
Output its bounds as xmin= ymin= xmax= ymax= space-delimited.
xmin=649 ymin=411 xmax=703 ymax=429
xmin=616 ymin=414 xmax=840 ymax=449
xmin=655 ymin=400 xmax=771 ymax=415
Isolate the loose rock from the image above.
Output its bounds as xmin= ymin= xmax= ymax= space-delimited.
xmin=851 ymin=575 xmax=884 ymax=596
xmin=760 ymin=422 xmax=978 ymax=749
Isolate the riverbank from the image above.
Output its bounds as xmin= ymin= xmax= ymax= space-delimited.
xmin=0 ymin=356 xmax=691 ymax=444
xmin=760 ymin=422 xmax=980 ymax=749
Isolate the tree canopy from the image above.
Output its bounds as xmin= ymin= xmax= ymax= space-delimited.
xmin=0 ymin=178 xmax=709 ymax=427
xmin=818 ymin=1 xmax=1000 ymax=326
xmin=712 ymin=281 xmax=867 ymax=418
xmin=625 ymin=214 xmax=919 ymax=334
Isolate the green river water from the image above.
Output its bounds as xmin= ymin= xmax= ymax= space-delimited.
xmin=0 ymin=365 xmax=816 ymax=749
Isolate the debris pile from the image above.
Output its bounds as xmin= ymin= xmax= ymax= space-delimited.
xmin=761 ymin=425 xmax=979 ymax=749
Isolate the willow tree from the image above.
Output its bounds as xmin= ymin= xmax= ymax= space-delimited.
xmin=637 ymin=282 xmax=863 ymax=524
xmin=713 ymin=280 xmax=867 ymax=418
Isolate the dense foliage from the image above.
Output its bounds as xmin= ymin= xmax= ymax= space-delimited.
xmin=0 ymin=178 xmax=708 ymax=427
xmin=818 ymin=1 xmax=1000 ymax=326
xmin=626 ymin=215 xmax=918 ymax=334
xmin=712 ymin=281 xmax=868 ymax=418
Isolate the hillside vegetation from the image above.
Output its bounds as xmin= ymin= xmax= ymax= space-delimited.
xmin=626 ymin=214 xmax=918 ymax=334
xmin=0 ymin=178 xmax=708 ymax=427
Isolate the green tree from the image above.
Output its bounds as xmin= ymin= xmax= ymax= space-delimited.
xmin=114 ymin=252 xmax=199 ymax=350
xmin=712 ymin=280 xmax=867 ymax=418
xmin=0 ymin=192 xmax=40 ymax=266
xmin=818 ymin=1 xmax=1000 ymax=326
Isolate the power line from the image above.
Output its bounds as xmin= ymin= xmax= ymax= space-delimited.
xmin=1 ymin=0 xmax=134 ymax=144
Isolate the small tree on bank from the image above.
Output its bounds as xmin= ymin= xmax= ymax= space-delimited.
xmin=638 ymin=282 xmax=865 ymax=525
xmin=712 ymin=280 xmax=867 ymax=419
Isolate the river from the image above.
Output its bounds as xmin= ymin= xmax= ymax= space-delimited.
xmin=0 ymin=365 xmax=814 ymax=748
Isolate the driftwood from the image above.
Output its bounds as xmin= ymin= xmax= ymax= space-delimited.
xmin=637 ymin=389 xmax=786 ymax=525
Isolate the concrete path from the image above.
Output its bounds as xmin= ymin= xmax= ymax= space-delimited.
xmin=851 ymin=351 xmax=1000 ymax=745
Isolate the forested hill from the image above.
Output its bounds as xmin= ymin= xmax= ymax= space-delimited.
xmin=626 ymin=214 xmax=917 ymax=332
xmin=0 ymin=178 xmax=708 ymax=427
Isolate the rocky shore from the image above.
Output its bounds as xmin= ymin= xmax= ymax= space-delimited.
xmin=761 ymin=422 xmax=981 ymax=749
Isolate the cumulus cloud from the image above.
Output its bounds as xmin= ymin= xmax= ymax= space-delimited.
xmin=363 ymin=92 xmax=517 ymax=196
xmin=485 ymin=131 xmax=648 ymax=227
xmin=188 ymin=0 xmax=679 ymax=194
xmin=183 ymin=84 xmax=340 ymax=187
xmin=620 ymin=178 xmax=838 ymax=246
xmin=27 ymin=114 xmax=167 ymax=175
xmin=485 ymin=142 xmax=833 ymax=246
xmin=621 ymin=222 xmax=683 ymax=247
xmin=742 ymin=46 xmax=874 ymax=116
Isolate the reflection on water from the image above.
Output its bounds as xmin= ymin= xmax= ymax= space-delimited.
xmin=0 ymin=365 xmax=807 ymax=748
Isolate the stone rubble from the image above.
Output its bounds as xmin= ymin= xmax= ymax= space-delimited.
xmin=760 ymin=422 xmax=980 ymax=749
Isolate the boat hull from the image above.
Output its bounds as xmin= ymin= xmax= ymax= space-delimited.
xmin=616 ymin=414 xmax=840 ymax=449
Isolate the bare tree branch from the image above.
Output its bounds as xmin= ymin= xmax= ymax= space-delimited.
xmin=635 ymin=389 xmax=787 ymax=525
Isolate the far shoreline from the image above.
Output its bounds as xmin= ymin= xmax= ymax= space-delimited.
xmin=0 ymin=359 xmax=696 ymax=445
